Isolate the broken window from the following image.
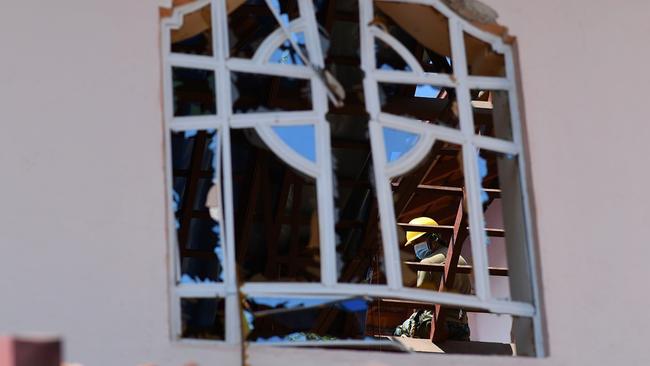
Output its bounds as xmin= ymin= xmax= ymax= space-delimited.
xmin=171 ymin=130 xmax=224 ymax=284
xmin=232 ymin=128 xmax=320 ymax=282
xmin=162 ymin=0 xmax=544 ymax=357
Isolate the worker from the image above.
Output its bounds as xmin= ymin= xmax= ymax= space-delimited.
xmin=394 ymin=216 xmax=472 ymax=341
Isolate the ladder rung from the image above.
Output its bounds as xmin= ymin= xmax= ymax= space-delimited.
xmin=404 ymin=261 xmax=509 ymax=276
xmin=397 ymin=223 xmax=504 ymax=237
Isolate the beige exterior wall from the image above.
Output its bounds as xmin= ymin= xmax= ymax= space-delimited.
xmin=1 ymin=0 xmax=650 ymax=365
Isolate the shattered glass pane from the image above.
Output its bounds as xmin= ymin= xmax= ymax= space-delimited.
xmin=172 ymin=67 xmax=216 ymax=117
xmin=329 ymin=115 xmax=388 ymax=285
xmin=180 ymin=297 xmax=225 ymax=340
xmin=244 ymin=297 xmax=371 ymax=342
xmin=171 ymin=130 xmax=224 ymax=283
xmin=231 ymin=129 xmax=320 ymax=282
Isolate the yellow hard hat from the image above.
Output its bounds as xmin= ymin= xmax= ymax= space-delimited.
xmin=405 ymin=217 xmax=438 ymax=246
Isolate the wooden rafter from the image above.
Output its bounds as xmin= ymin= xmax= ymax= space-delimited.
xmin=287 ymin=174 xmax=305 ymax=277
xmin=235 ymin=149 xmax=264 ymax=264
xmin=264 ymin=169 xmax=292 ymax=279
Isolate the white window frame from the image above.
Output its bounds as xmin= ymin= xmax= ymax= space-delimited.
xmin=161 ymin=0 xmax=545 ymax=355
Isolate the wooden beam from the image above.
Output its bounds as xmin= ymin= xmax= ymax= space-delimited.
xmin=335 ymin=219 xmax=364 ymax=229
xmin=404 ymin=262 xmax=509 ymax=276
xmin=190 ymin=210 xmax=212 ymax=219
xmin=235 ymin=151 xmax=263 ymax=263
xmin=382 ymin=97 xmax=451 ymax=125
xmin=397 ymin=223 xmax=504 ymax=237
xmin=397 ymin=195 xmax=459 ymax=224
xmin=264 ymin=169 xmax=292 ymax=279
xmin=328 ymin=103 xmax=369 ymax=117
xmin=261 ymin=153 xmax=275 ymax=274
xmin=287 ymin=175 xmax=304 ymax=277
xmin=325 ymin=55 xmax=360 ymax=66
xmin=182 ymin=249 xmax=218 ymax=260
xmin=178 ymin=131 xmax=208 ymax=254
xmin=323 ymin=0 xmax=337 ymax=33
xmin=339 ymin=179 xmax=371 ymax=187
xmin=485 ymin=228 xmax=505 ymax=237
xmin=331 ymin=139 xmax=370 ymax=150
xmin=331 ymin=10 xmax=359 ymax=23
xmin=376 ymin=299 xmax=491 ymax=314
xmin=393 ymin=183 xmax=461 ymax=195
xmin=391 ymin=183 xmax=501 ymax=199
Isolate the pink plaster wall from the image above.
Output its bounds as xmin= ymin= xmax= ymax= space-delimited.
xmin=0 ymin=337 xmax=15 ymax=366
xmin=2 ymin=0 xmax=650 ymax=365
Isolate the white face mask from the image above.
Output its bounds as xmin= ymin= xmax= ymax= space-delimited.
xmin=413 ymin=241 xmax=433 ymax=260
